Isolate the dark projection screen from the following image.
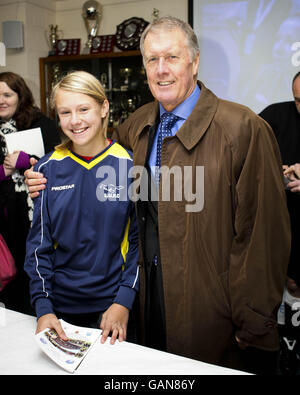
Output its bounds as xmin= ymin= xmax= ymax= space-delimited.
xmin=189 ymin=0 xmax=300 ymax=113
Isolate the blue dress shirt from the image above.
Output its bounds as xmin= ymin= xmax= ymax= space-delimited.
xmin=148 ymin=84 xmax=201 ymax=178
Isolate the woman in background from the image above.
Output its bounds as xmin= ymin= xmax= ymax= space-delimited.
xmin=0 ymin=71 xmax=60 ymax=314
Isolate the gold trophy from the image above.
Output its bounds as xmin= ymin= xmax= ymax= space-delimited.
xmin=152 ymin=8 xmax=160 ymax=21
xmin=82 ymin=0 xmax=102 ymax=54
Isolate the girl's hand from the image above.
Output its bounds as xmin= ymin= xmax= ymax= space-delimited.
xmin=36 ymin=313 xmax=68 ymax=340
xmin=100 ymin=303 xmax=129 ymax=345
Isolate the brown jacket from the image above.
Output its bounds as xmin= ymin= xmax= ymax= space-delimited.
xmin=115 ymin=82 xmax=290 ymax=367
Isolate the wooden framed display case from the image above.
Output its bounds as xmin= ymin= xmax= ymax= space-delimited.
xmin=39 ymin=50 xmax=153 ymax=132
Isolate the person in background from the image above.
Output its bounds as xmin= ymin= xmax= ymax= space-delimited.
xmin=0 ymin=71 xmax=61 ymax=314
xmin=260 ymin=71 xmax=300 ymax=375
xmin=25 ymin=17 xmax=290 ymax=374
xmin=24 ymin=71 xmax=139 ymax=344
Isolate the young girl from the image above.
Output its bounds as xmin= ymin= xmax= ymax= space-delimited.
xmin=24 ymin=71 xmax=139 ymax=344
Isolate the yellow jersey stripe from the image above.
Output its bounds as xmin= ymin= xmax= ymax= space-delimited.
xmin=120 ymin=217 xmax=130 ymax=269
xmin=49 ymin=143 xmax=132 ymax=170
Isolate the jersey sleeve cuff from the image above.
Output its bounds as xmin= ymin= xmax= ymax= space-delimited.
xmin=113 ymin=286 xmax=136 ymax=310
xmin=35 ymin=297 xmax=54 ymax=319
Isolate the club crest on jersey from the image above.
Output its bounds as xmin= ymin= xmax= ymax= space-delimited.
xmin=98 ymin=183 xmax=125 ymax=199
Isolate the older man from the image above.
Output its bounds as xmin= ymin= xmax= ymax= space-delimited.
xmin=26 ymin=16 xmax=290 ymax=373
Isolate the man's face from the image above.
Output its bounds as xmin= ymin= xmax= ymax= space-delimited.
xmin=143 ymin=28 xmax=200 ymax=112
xmin=292 ymin=76 xmax=300 ymax=114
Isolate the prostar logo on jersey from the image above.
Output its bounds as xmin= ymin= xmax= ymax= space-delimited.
xmin=51 ymin=184 xmax=75 ymax=191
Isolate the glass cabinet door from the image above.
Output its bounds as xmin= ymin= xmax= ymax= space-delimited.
xmin=39 ymin=50 xmax=153 ymax=132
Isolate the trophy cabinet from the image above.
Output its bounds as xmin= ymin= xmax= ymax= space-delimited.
xmin=39 ymin=50 xmax=153 ymax=133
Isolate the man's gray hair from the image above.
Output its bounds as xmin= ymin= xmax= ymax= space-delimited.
xmin=140 ymin=16 xmax=200 ymax=63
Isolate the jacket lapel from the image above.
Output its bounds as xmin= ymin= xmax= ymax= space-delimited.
xmin=176 ymin=82 xmax=219 ymax=151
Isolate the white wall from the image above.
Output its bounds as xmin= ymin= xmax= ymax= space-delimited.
xmin=55 ymin=0 xmax=187 ymax=39
xmin=0 ymin=0 xmax=56 ymax=105
xmin=0 ymin=0 xmax=187 ymax=107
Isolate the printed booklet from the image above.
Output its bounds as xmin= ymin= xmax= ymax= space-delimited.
xmin=35 ymin=319 xmax=101 ymax=373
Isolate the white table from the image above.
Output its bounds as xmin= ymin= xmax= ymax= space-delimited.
xmin=0 ymin=307 xmax=248 ymax=376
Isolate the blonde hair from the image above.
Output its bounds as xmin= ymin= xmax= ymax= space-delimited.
xmin=50 ymin=70 xmax=109 ymax=150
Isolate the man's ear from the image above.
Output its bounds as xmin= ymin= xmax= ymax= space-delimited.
xmin=192 ymin=51 xmax=200 ymax=79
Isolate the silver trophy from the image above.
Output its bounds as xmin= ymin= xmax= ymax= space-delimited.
xmin=82 ymin=0 xmax=102 ymax=54
xmin=47 ymin=25 xmax=59 ymax=56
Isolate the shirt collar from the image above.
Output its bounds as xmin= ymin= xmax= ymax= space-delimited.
xmin=159 ymin=84 xmax=201 ymax=120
